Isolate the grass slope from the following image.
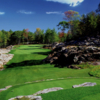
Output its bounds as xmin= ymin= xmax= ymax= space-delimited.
xmin=0 ymin=44 xmax=100 ymax=100
xmin=0 ymin=44 xmax=91 ymax=88
xmin=41 ymin=85 xmax=100 ymax=100
xmin=0 ymin=79 xmax=100 ymax=100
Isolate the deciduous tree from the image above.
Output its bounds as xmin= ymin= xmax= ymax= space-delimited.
xmin=63 ymin=10 xmax=82 ymax=36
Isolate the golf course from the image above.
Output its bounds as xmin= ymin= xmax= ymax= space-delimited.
xmin=0 ymin=44 xmax=100 ymax=100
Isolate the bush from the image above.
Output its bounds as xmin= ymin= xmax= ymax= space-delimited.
xmin=89 ymin=66 xmax=100 ymax=77
xmin=74 ymin=62 xmax=93 ymax=69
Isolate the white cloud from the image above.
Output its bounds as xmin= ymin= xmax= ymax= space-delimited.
xmin=46 ymin=0 xmax=84 ymax=7
xmin=46 ymin=11 xmax=63 ymax=15
xmin=17 ymin=10 xmax=34 ymax=14
xmin=0 ymin=12 xmax=5 ymax=15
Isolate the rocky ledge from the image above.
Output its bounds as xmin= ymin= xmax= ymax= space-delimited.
xmin=0 ymin=45 xmax=14 ymax=70
xmin=42 ymin=35 xmax=100 ymax=69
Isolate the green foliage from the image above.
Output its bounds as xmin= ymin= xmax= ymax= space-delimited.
xmin=44 ymin=28 xmax=59 ymax=44
xmin=51 ymin=28 xmax=59 ymax=43
xmin=57 ymin=21 xmax=69 ymax=32
xmin=63 ymin=10 xmax=82 ymax=36
xmin=89 ymin=66 xmax=100 ymax=77
xmin=34 ymin=28 xmax=45 ymax=43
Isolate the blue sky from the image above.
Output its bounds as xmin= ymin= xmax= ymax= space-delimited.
xmin=0 ymin=0 xmax=100 ymax=33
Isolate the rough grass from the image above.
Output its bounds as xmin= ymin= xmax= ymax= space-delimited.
xmin=73 ymin=62 xmax=100 ymax=78
xmin=89 ymin=66 xmax=100 ymax=77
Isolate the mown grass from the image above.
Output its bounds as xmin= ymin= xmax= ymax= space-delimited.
xmin=0 ymin=44 xmax=100 ymax=100
xmin=0 ymin=78 xmax=100 ymax=100
xmin=41 ymin=85 xmax=100 ymax=100
xmin=0 ymin=44 xmax=92 ymax=88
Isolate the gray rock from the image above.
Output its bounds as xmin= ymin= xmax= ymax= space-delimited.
xmin=25 ymin=95 xmax=42 ymax=100
xmin=73 ymin=56 xmax=79 ymax=63
xmin=33 ymin=87 xmax=63 ymax=95
xmin=9 ymin=96 xmax=42 ymax=100
xmin=72 ymin=82 xmax=96 ymax=88
xmin=9 ymin=87 xmax=63 ymax=100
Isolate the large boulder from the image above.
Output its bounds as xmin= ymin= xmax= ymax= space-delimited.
xmin=42 ymin=46 xmax=100 ymax=69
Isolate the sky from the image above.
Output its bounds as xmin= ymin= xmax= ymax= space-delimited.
xmin=0 ymin=0 xmax=100 ymax=33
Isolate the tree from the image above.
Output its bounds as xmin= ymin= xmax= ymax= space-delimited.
xmin=78 ymin=11 xmax=98 ymax=36
xmin=0 ymin=31 xmax=3 ymax=47
xmin=34 ymin=28 xmax=44 ymax=43
xmin=96 ymin=3 xmax=100 ymax=15
xmin=28 ymin=32 xmax=34 ymax=42
xmin=57 ymin=21 xmax=69 ymax=33
xmin=66 ymin=30 xmax=73 ymax=40
xmin=63 ymin=10 xmax=82 ymax=35
xmin=9 ymin=29 xmax=13 ymax=34
xmin=51 ymin=28 xmax=59 ymax=43
xmin=58 ymin=31 xmax=67 ymax=42
xmin=14 ymin=31 xmax=22 ymax=45
xmin=23 ymin=29 xmax=29 ymax=44
xmin=44 ymin=28 xmax=52 ymax=44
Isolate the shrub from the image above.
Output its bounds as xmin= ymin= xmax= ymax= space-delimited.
xmin=89 ymin=66 xmax=100 ymax=77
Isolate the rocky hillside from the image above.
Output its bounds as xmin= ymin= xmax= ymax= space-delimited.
xmin=42 ymin=35 xmax=100 ymax=69
xmin=0 ymin=45 xmax=14 ymax=71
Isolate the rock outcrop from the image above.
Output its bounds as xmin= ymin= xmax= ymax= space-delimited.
xmin=42 ymin=35 xmax=100 ymax=69
xmin=0 ymin=45 xmax=14 ymax=70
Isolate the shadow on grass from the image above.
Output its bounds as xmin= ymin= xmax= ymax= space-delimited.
xmin=19 ymin=48 xmax=41 ymax=50
xmin=47 ymin=54 xmax=76 ymax=68
xmin=31 ymin=51 xmax=53 ymax=55
xmin=28 ymin=46 xmax=43 ymax=47
xmin=5 ymin=59 xmax=46 ymax=68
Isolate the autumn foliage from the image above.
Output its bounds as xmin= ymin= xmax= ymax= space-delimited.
xmin=23 ymin=28 xmax=29 ymax=38
xmin=58 ymin=31 xmax=67 ymax=42
xmin=59 ymin=31 xmax=64 ymax=38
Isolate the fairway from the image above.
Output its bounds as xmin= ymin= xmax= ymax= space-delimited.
xmin=0 ymin=78 xmax=100 ymax=100
xmin=0 ymin=44 xmax=100 ymax=100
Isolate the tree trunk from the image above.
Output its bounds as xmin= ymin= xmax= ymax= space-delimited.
xmin=70 ymin=24 xmax=74 ymax=35
xmin=18 ymin=38 xmax=20 ymax=45
xmin=26 ymin=37 xmax=29 ymax=45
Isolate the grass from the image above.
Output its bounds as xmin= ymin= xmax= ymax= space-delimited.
xmin=0 ymin=44 xmax=92 ymax=88
xmin=0 ymin=78 xmax=100 ymax=100
xmin=41 ymin=85 xmax=100 ymax=100
xmin=0 ymin=44 xmax=100 ymax=100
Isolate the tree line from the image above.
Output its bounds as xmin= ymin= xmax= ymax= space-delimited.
xmin=0 ymin=28 xmax=64 ymax=48
xmin=0 ymin=3 xmax=100 ymax=48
